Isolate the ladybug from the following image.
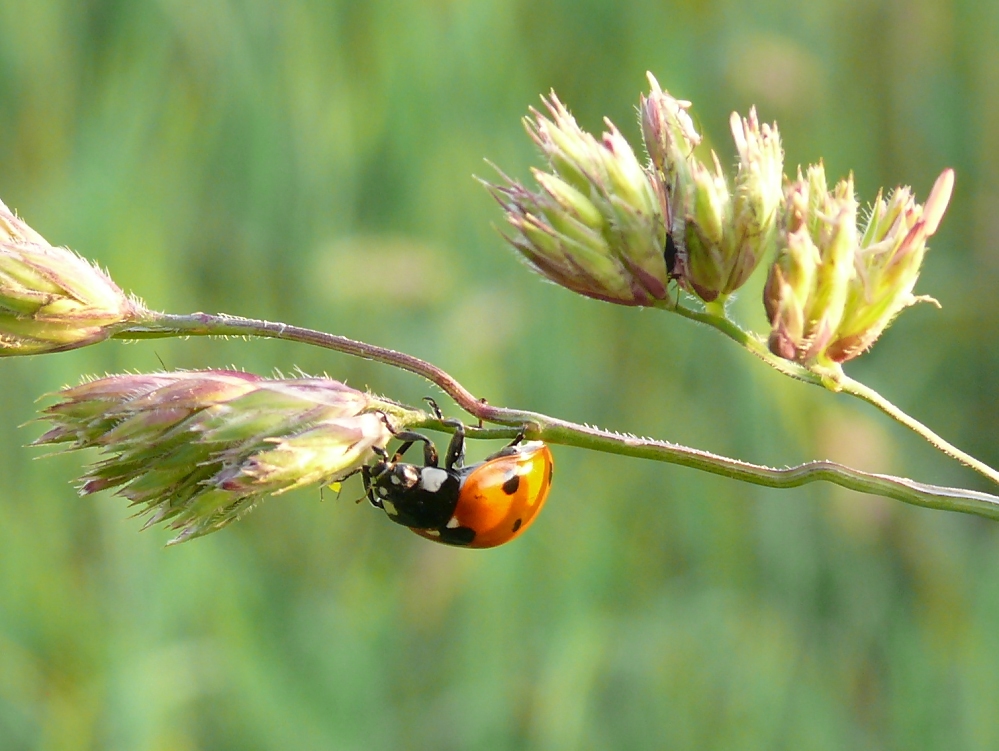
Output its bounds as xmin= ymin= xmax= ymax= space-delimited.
xmin=362 ymin=408 xmax=553 ymax=548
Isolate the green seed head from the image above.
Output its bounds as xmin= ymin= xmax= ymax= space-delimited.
xmin=765 ymin=166 xmax=952 ymax=365
xmin=726 ymin=109 xmax=784 ymax=295
xmin=764 ymin=164 xmax=856 ymax=364
xmin=485 ymin=92 xmax=670 ymax=307
xmin=36 ymin=372 xmax=394 ymax=543
xmin=825 ymin=169 xmax=953 ymax=362
xmin=641 ymin=75 xmax=783 ymax=302
xmin=0 ymin=200 xmax=140 ymax=355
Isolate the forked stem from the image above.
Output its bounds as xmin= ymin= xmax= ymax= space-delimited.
xmin=114 ymin=310 xmax=999 ymax=521
xmin=664 ymin=301 xmax=999 ymax=487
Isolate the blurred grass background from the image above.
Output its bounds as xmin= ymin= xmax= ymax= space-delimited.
xmin=0 ymin=0 xmax=998 ymax=748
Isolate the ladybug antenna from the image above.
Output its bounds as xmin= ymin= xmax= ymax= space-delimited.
xmin=371 ymin=410 xmax=403 ymax=437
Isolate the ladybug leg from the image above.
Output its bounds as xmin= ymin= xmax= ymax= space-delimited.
xmin=388 ymin=432 xmax=439 ymax=467
xmin=423 ymin=397 xmax=445 ymax=420
xmin=390 ymin=439 xmax=415 ymax=463
xmin=443 ymin=421 xmax=466 ymax=470
xmin=371 ymin=410 xmax=440 ymax=466
xmin=336 ymin=465 xmax=364 ymax=488
xmin=361 ymin=464 xmax=379 ymax=508
xmin=505 ymin=426 xmax=527 ymax=449
xmin=423 ymin=397 xmax=466 ymax=470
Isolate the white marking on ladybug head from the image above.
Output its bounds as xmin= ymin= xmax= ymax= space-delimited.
xmin=420 ymin=467 xmax=448 ymax=493
xmin=401 ymin=465 xmax=420 ymax=486
xmin=390 ymin=474 xmax=402 ymax=485
xmin=425 ymin=529 xmax=441 ymax=537
xmin=446 ymin=516 xmax=460 ymax=529
xmin=383 ymin=499 xmax=398 ymax=517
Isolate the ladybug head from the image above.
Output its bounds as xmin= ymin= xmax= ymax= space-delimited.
xmin=364 ymin=449 xmax=419 ymax=506
xmin=362 ymin=447 xmax=461 ymax=530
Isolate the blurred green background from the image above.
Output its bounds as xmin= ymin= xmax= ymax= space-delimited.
xmin=1 ymin=0 xmax=997 ymax=748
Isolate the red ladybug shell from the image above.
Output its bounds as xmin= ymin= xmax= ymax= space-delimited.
xmin=413 ymin=441 xmax=553 ymax=549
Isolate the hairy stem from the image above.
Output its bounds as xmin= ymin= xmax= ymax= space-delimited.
xmin=664 ymin=301 xmax=999 ymax=487
xmin=116 ymin=310 xmax=999 ymax=521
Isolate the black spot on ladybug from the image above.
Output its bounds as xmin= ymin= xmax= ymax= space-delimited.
xmin=502 ymin=475 xmax=520 ymax=495
xmin=440 ymin=525 xmax=476 ymax=546
xmin=512 ymin=518 xmax=522 ymax=532
xmin=548 ymin=463 xmax=554 ymax=484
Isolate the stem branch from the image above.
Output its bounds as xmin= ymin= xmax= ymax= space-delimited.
xmin=115 ymin=310 xmax=999 ymax=521
xmin=666 ymin=301 xmax=999 ymax=487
